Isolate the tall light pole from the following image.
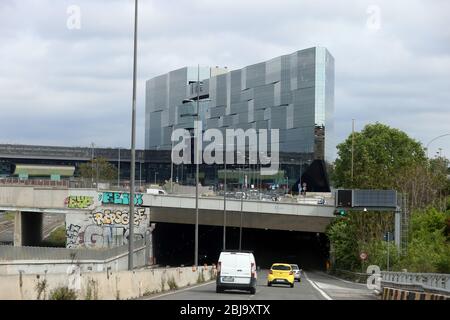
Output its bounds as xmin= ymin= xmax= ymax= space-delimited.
xmin=170 ymin=126 xmax=174 ymax=193
xmin=128 ymin=0 xmax=138 ymax=271
xmin=194 ymin=65 xmax=200 ymax=267
xmin=239 ymin=167 xmax=244 ymax=251
xmin=223 ymin=144 xmax=227 ymax=251
xmin=139 ymin=156 xmax=142 ymax=190
xmin=91 ymin=142 xmax=94 ymax=187
xmin=351 ymin=119 xmax=355 ymax=186
xmin=118 ymin=147 xmax=121 ymax=188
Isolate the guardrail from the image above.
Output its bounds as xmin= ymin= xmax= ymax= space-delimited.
xmin=381 ymin=271 xmax=450 ymax=294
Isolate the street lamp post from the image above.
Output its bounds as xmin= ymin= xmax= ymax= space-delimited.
xmin=223 ymin=145 xmax=227 ymax=251
xmin=426 ymin=134 xmax=450 ymax=158
xmin=139 ymin=157 xmax=142 ymax=190
xmin=128 ymin=0 xmax=138 ymax=271
xmin=91 ymin=142 xmax=94 ymax=187
xmin=118 ymin=147 xmax=121 ymax=188
xmin=239 ymin=167 xmax=244 ymax=251
xmin=195 ymin=65 xmax=200 ymax=268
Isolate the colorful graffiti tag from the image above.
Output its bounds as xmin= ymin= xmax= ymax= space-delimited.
xmin=92 ymin=208 xmax=147 ymax=226
xmin=65 ymin=207 xmax=150 ymax=249
xmin=65 ymin=196 xmax=94 ymax=209
xmin=98 ymin=192 xmax=143 ymax=206
xmin=66 ymin=224 xmax=82 ymax=247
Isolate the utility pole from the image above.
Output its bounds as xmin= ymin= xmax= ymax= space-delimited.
xmin=118 ymin=147 xmax=121 ymax=188
xmin=223 ymin=147 xmax=227 ymax=251
xmin=170 ymin=126 xmax=174 ymax=193
xmin=128 ymin=0 xmax=138 ymax=271
xmin=387 ymin=231 xmax=390 ymax=272
xmin=194 ymin=64 xmax=200 ymax=267
xmin=239 ymin=167 xmax=243 ymax=251
xmin=351 ymin=119 xmax=355 ymax=186
xmin=91 ymin=142 xmax=94 ymax=187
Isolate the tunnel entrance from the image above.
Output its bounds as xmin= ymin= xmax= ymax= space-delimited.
xmin=153 ymin=222 xmax=329 ymax=270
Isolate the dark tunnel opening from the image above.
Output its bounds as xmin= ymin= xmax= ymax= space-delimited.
xmin=153 ymin=222 xmax=330 ymax=271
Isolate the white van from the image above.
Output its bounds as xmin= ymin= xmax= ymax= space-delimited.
xmin=146 ymin=188 xmax=167 ymax=195
xmin=216 ymin=251 xmax=257 ymax=294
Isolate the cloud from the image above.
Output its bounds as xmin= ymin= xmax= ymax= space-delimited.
xmin=0 ymin=0 xmax=449 ymax=159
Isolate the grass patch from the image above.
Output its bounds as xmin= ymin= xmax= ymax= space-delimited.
xmin=3 ymin=212 xmax=15 ymax=221
xmin=49 ymin=286 xmax=77 ymax=300
xmin=41 ymin=226 xmax=66 ymax=247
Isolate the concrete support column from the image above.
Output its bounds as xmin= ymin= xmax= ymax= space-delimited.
xmin=13 ymin=211 xmax=22 ymax=247
xmin=395 ymin=209 xmax=401 ymax=251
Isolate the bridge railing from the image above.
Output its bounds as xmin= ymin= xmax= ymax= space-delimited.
xmin=381 ymin=271 xmax=450 ymax=294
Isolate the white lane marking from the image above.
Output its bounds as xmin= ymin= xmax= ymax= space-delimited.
xmin=304 ymin=272 xmax=333 ymax=300
xmin=145 ymin=280 xmax=215 ymax=300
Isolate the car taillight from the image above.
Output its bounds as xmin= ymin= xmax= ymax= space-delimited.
xmin=269 ymin=270 xmax=273 ymax=274
xmin=289 ymin=271 xmax=293 ymax=275
xmin=217 ymin=262 xmax=221 ymax=273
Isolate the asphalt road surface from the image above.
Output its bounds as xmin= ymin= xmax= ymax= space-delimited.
xmin=145 ymin=270 xmax=378 ymax=300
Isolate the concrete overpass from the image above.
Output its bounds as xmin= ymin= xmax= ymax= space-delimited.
xmin=0 ymin=186 xmax=335 ymax=247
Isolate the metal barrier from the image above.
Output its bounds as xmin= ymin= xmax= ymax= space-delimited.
xmin=381 ymin=271 xmax=450 ymax=294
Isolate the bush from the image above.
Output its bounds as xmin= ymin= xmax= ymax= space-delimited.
xmin=49 ymin=286 xmax=77 ymax=300
xmin=41 ymin=226 xmax=66 ymax=247
xmin=397 ymin=208 xmax=450 ymax=273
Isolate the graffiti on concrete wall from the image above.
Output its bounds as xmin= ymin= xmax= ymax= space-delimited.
xmin=98 ymin=192 xmax=143 ymax=206
xmin=65 ymin=207 xmax=150 ymax=249
xmin=92 ymin=208 xmax=147 ymax=226
xmin=66 ymin=224 xmax=82 ymax=248
xmin=65 ymin=196 xmax=94 ymax=209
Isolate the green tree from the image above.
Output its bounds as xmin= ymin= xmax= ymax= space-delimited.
xmin=78 ymin=157 xmax=118 ymax=181
xmin=328 ymin=123 xmax=449 ymax=272
xmin=333 ymin=122 xmax=426 ymax=189
xmin=398 ymin=208 xmax=450 ymax=273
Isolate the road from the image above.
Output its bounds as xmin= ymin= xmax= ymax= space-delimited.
xmin=145 ymin=270 xmax=378 ymax=300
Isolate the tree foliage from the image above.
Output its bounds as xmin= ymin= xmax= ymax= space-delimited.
xmin=78 ymin=157 xmax=118 ymax=181
xmin=333 ymin=122 xmax=426 ymax=189
xmin=328 ymin=122 xmax=450 ymax=272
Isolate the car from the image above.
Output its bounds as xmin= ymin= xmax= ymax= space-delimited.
xmin=146 ymin=188 xmax=167 ymax=195
xmin=290 ymin=264 xmax=302 ymax=282
xmin=267 ymin=263 xmax=295 ymax=287
xmin=234 ymin=191 xmax=247 ymax=199
xmin=216 ymin=250 xmax=257 ymax=294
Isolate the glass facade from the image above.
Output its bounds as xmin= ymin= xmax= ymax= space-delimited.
xmin=145 ymin=47 xmax=335 ymax=191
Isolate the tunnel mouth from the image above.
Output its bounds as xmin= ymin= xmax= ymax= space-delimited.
xmin=153 ymin=222 xmax=330 ymax=271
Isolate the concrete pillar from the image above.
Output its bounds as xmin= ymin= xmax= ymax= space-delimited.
xmin=14 ymin=211 xmax=22 ymax=247
xmin=395 ymin=209 xmax=401 ymax=251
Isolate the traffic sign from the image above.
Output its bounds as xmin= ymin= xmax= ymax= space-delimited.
xmin=359 ymin=252 xmax=368 ymax=260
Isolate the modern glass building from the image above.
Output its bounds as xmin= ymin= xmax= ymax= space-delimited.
xmin=145 ymin=47 xmax=335 ymax=191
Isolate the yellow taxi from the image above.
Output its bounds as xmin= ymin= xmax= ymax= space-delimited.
xmin=267 ymin=263 xmax=295 ymax=287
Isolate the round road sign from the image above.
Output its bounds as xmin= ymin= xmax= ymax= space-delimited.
xmin=360 ymin=252 xmax=368 ymax=260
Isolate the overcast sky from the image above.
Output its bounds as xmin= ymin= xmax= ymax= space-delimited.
xmin=1 ymin=0 xmax=449 ymax=159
